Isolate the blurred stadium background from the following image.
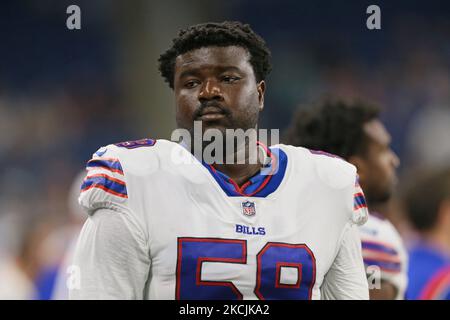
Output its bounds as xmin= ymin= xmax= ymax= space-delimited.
xmin=0 ymin=0 xmax=449 ymax=299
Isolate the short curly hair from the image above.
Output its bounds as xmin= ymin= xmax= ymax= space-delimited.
xmin=284 ymin=99 xmax=380 ymax=159
xmin=158 ymin=21 xmax=272 ymax=89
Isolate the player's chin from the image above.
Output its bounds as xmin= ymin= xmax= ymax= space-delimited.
xmin=201 ymin=120 xmax=232 ymax=133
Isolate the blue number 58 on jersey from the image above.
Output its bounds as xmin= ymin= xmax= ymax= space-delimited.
xmin=176 ymin=237 xmax=316 ymax=300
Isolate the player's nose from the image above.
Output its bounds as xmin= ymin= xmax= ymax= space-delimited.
xmin=198 ymin=79 xmax=223 ymax=102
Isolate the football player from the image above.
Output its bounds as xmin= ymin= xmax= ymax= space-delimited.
xmin=404 ymin=168 xmax=450 ymax=300
xmin=285 ymin=99 xmax=407 ymax=299
xmin=70 ymin=22 xmax=369 ymax=300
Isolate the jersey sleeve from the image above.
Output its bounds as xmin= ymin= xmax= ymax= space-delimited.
xmin=352 ymin=177 xmax=369 ymax=226
xmin=78 ymin=146 xmax=129 ymax=215
xmin=360 ymin=220 xmax=409 ymax=299
xmin=72 ymin=145 xmax=151 ymax=299
xmin=321 ymin=223 xmax=369 ymax=300
xmin=69 ymin=208 xmax=151 ymax=299
xmin=306 ymin=149 xmax=369 ymax=226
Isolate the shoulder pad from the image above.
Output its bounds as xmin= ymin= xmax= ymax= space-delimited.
xmin=308 ymin=149 xmax=356 ymax=189
xmin=78 ymin=143 xmax=131 ymax=215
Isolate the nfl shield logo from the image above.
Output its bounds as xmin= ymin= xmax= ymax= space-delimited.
xmin=242 ymin=201 xmax=256 ymax=217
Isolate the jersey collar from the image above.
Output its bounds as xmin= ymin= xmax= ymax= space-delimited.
xmin=202 ymin=142 xmax=288 ymax=198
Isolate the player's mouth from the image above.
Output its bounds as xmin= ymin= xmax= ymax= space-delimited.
xmin=196 ymin=106 xmax=228 ymax=121
xmin=199 ymin=112 xmax=226 ymax=121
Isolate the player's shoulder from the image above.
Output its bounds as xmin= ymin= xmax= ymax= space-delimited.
xmin=280 ymin=144 xmax=367 ymax=225
xmin=99 ymin=138 xmax=175 ymax=158
xmin=366 ymin=214 xmax=403 ymax=240
xmin=279 ymin=144 xmax=357 ymax=189
xmin=79 ymin=138 xmax=179 ymax=214
xmin=93 ymin=138 xmax=182 ymax=173
xmin=360 ymin=214 xmax=406 ymax=254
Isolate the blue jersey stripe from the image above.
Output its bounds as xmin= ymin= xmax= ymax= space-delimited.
xmin=354 ymin=195 xmax=367 ymax=208
xmin=364 ymin=258 xmax=401 ymax=272
xmin=362 ymin=241 xmax=398 ymax=256
xmin=81 ymin=175 xmax=127 ymax=197
xmin=86 ymin=159 xmax=124 ymax=174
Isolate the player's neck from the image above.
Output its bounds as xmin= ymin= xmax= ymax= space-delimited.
xmin=214 ymin=162 xmax=263 ymax=187
xmin=212 ymin=141 xmax=266 ymax=187
xmin=367 ymin=202 xmax=387 ymax=218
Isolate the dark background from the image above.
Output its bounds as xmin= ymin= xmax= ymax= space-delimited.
xmin=0 ymin=0 xmax=448 ymax=299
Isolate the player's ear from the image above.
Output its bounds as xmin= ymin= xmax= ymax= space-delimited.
xmin=257 ymin=81 xmax=265 ymax=111
xmin=348 ymin=155 xmax=368 ymax=184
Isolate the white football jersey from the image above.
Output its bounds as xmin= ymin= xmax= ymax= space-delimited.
xmin=70 ymin=139 xmax=369 ymax=300
xmin=359 ymin=213 xmax=408 ymax=299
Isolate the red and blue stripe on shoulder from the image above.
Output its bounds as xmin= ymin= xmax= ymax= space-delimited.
xmin=81 ymin=138 xmax=156 ymax=199
xmin=361 ymin=239 xmax=401 ymax=273
xmin=354 ymin=178 xmax=368 ymax=211
xmin=82 ymin=156 xmax=128 ymax=198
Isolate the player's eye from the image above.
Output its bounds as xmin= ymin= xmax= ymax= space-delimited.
xmin=221 ymin=75 xmax=241 ymax=84
xmin=184 ymin=80 xmax=200 ymax=89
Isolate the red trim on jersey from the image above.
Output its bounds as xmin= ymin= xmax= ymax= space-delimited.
xmin=80 ymin=184 xmax=128 ymax=198
xmin=362 ymin=249 xmax=401 ymax=263
xmin=176 ymin=237 xmax=247 ymax=300
xmin=419 ymin=266 xmax=450 ymax=300
xmin=361 ymin=239 xmax=398 ymax=253
xmin=91 ymin=157 xmax=121 ymax=162
xmin=87 ymin=166 xmax=124 ymax=176
xmin=226 ymin=178 xmax=252 ymax=196
xmin=246 ymin=141 xmax=277 ymax=197
xmin=275 ymin=262 xmax=302 ymax=289
xmin=85 ymin=173 xmax=126 ymax=186
xmin=208 ymin=141 xmax=277 ymax=197
xmin=254 ymin=243 xmax=316 ymax=300
xmin=86 ymin=157 xmax=125 ymax=176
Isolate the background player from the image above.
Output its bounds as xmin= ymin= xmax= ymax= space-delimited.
xmin=70 ymin=22 xmax=369 ymax=300
xmin=285 ymin=99 xmax=407 ymax=299
xmin=403 ymin=168 xmax=450 ymax=300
